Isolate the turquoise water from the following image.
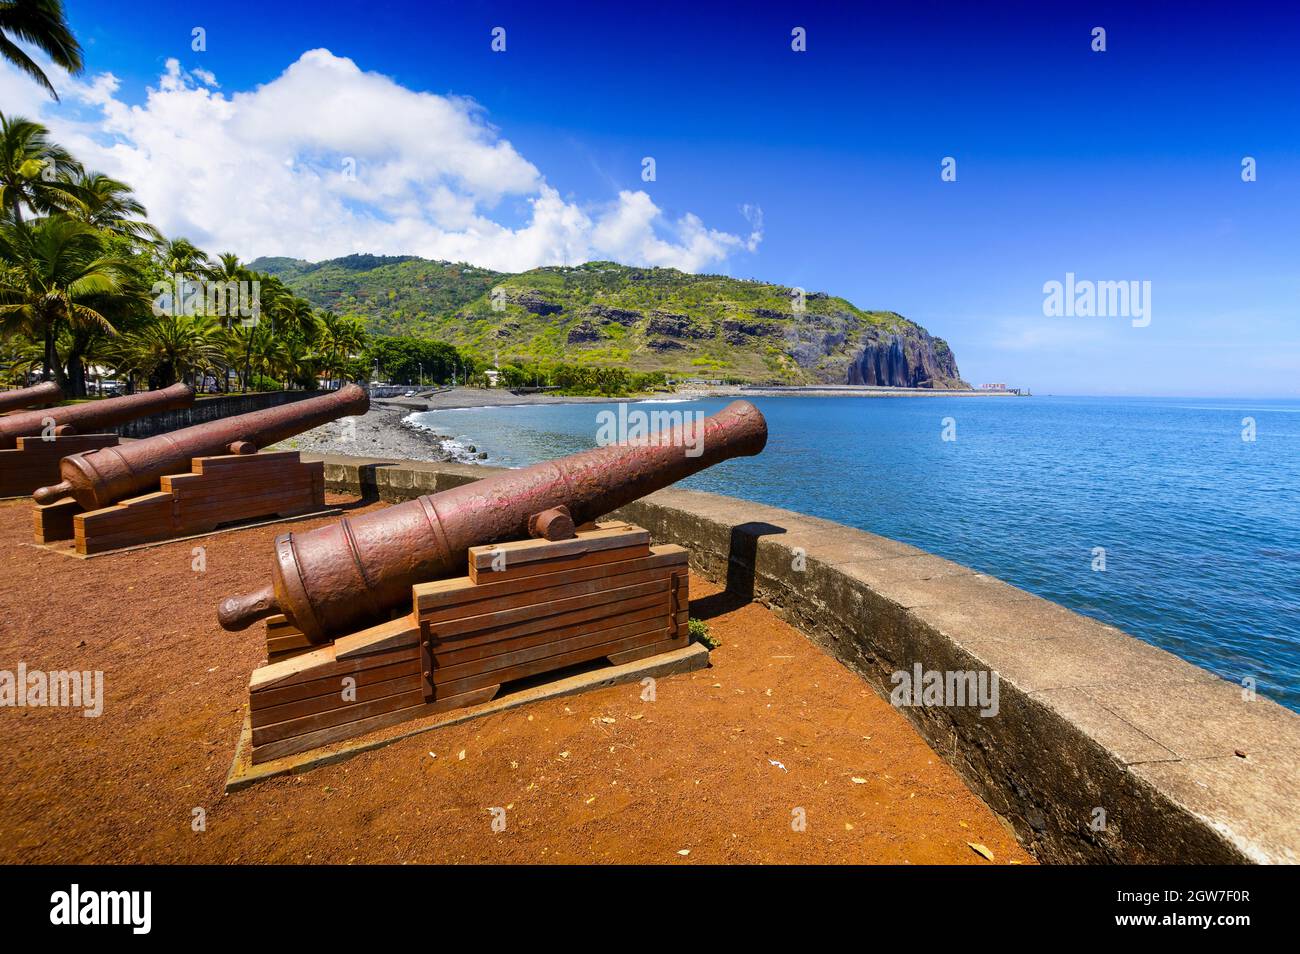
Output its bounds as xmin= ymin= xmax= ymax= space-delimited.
xmin=409 ymin=396 xmax=1300 ymax=711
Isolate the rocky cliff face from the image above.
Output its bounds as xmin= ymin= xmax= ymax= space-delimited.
xmin=846 ymin=325 xmax=966 ymax=389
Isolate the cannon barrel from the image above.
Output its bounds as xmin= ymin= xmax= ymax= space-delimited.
xmin=218 ymin=399 xmax=767 ymax=643
xmin=34 ymin=383 xmax=370 ymax=510
xmin=0 ymin=381 xmax=64 ymax=414
xmin=0 ymin=383 xmax=193 ymax=450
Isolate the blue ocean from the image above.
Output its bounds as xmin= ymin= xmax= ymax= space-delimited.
xmin=409 ymin=396 xmax=1300 ymax=711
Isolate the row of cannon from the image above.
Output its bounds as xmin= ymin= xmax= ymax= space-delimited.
xmin=2 ymin=379 xmax=767 ymax=645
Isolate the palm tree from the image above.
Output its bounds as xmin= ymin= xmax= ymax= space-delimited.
xmin=247 ymin=324 xmax=286 ymax=391
xmin=317 ymin=311 xmax=346 ymax=388
xmin=276 ymin=335 xmax=318 ymax=390
xmin=335 ymin=316 xmax=367 ymax=384
xmin=61 ymin=170 xmax=162 ymax=244
xmin=0 ymin=0 xmax=83 ymax=100
xmin=0 ymin=112 xmax=77 ymax=223
xmin=192 ymin=252 xmax=258 ymax=390
xmin=0 ymin=215 xmax=134 ymax=382
xmin=283 ymin=296 xmax=318 ymax=343
xmin=255 ymin=274 xmax=290 ymax=334
xmin=109 ymin=313 xmax=223 ymax=388
xmin=157 ymin=236 xmax=212 ymax=279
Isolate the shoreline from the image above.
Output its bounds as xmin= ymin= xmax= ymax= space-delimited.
xmin=278 ymin=390 xmax=638 ymax=464
xmin=272 ymin=402 xmax=470 ymax=463
xmin=277 ymin=384 xmax=1027 ymax=466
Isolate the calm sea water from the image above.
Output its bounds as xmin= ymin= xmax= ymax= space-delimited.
xmin=409 ymin=396 xmax=1300 ymax=711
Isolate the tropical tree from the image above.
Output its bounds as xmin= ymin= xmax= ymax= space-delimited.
xmin=0 ymin=112 xmax=77 ymax=223
xmin=0 ymin=0 xmax=83 ymax=100
xmin=317 ymin=311 xmax=367 ymax=388
xmin=61 ymin=170 xmax=161 ymax=244
xmin=157 ymin=236 xmax=212 ymax=280
xmin=107 ymin=312 xmax=224 ymax=388
xmin=0 ymin=215 xmax=136 ymax=383
xmin=278 ymin=335 xmax=319 ymax=390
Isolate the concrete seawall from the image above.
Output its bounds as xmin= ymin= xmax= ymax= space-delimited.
xmin=304 ymin=452 xmax=1299 ymax=864
xmin=113 ymin=390 xmax=316 ymax=439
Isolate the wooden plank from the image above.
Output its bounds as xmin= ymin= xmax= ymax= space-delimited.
xmin=193 ymin=451 xmax=305 ymax=471
xmin=251 ymin=672 xmax=423 ymax=728
xmin=266 ymin=621 xmax=313 ymax=654
xmin=415 ymin=544 xmax=686 ymax=612
xmin=250 ymin=638 xmax=417 ymax=692
xmin=429 ymin=598 xmax=669 ymax=666
xmin=164 ymin=474 xmax=316 ymax=501
xmin=468 ymin=542 xmax=649 ymax=585
xmin=333 ymin=614 xmax=422 ymax=661
xmin=420 ymin=559 xmax=682 ymax=625
xmin=432 ymin=614 xmax=672 ymax=683
xmin=249 ymin=684 xmax=501 ymax=765
xmin=607 ymin=633 xmax=690 ymax=665
xmin=426 ymin=589 xmax=666 ymax=652
xmin=427 ymin=576 xmax=670 ymax=639
xmin=12 ymin=433 xmax=119 ymax=453
xmin=251 ymin=657 xmax=420 ymax=709
xmin=467 ymin=527 xmax=648 ymax=571
xmin=266 ymin=637 xmax=313 ymax=658
xmin=434 ymin=626 xmax=672 ymax=699
xmin=252 ymin=687 xmax=427 ymax=747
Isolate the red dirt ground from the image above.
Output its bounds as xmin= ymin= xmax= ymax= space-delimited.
xmin=0 ymin=495 xmax=1032 ymax=864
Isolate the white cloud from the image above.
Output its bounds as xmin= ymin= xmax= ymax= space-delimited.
xmin=3 ymin=48 xmax=761 ymax=272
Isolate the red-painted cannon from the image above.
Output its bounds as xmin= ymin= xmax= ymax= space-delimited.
xmin=218 ymin=399 xmax=767 ymax=643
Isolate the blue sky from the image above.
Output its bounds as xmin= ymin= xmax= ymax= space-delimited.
xmin=24 ymin=1 xmax=1300 ymax=395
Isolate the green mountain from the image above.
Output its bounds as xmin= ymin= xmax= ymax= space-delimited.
xmin=250 ymin=256 xmax=966 ymax=387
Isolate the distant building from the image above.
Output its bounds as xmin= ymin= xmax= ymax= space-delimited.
xmin=484 ymin=370 xmax=501 ymax=388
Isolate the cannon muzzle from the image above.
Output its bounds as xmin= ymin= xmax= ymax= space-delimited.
xmin=0 ymin=383 xmax=193 ymax=450
xmin=35 ymin=383 xmax=369 ymax=509
xmin=0 ymin=381 xmax=64 ymax=414
xmin=218 ymin=399 xmax=767 ymax=642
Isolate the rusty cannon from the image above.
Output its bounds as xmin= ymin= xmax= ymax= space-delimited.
xmin=218 ymin=399 xmax=767 ymax=644
xmin=0 ymin=381 xmax=64 ymax=414
xmin=34 ymin=383 xmax=370 ymax=510
xmin=0 ymin=382 xmax=193 ymax=450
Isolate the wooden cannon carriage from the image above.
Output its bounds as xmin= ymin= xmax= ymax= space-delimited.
xmin=243 ymin=520 xmax=689 ymax=764
xmin=31 ymin=385 xmax=367 ymax=555
xmin=221 ymin=400 xmax=768 ymax=777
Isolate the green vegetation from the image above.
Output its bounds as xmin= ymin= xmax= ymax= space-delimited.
xmin=256 ymin=254 xmax=946 ymax=386
xmin=688 ymin=618 xmax=718 ymax=650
